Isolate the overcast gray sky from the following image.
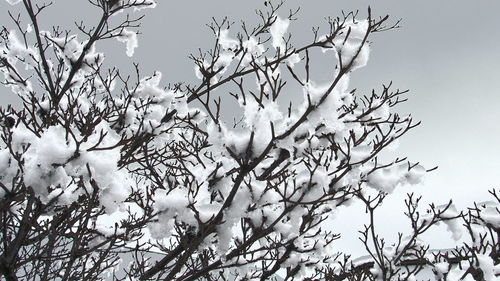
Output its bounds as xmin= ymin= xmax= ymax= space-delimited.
xmin=1 ymin=0 xmax=499 ymax=256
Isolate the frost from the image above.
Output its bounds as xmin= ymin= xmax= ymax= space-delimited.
xmin=270 ymin=16 xmax=289 ymax=52
xmin=116 ymin=29 xmax=138 ymax=57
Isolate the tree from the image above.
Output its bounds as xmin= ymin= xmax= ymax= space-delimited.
xmin=0 ymin=0 xmax=498 ymax=280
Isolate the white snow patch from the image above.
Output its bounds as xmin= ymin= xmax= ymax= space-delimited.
xmin=270 ymin=16 xmax=289 ymax=52
xmin=116 ymin=29 xmax=138 ymax=57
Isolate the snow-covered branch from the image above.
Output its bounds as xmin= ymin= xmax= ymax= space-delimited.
xmin=0 ymin=1 xmax=498 ymax=280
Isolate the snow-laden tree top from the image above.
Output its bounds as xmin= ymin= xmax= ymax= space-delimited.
xmin=0 ymin=1 xmax=498 ymax=280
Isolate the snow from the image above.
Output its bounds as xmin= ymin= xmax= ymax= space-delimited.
xmin=447 ymin=266 xmax=475 ymax=281
xmin=151 ymin=187 xmax=199 ymax=238
xmin=350 ymin=145 xmax=372 ymax=163
xmin=22 ymin=125 xmax=75 ymax=200
xmin=285 ymin=52 xmax=301 ymax=68
xmin=214 ymin=186 xmax=252 ymax=255
xmin=476 ymin=253 xmax=500 ymax=281
xmin=369 ymin=102 xmax=390 ymax=121
xmin=218 ymin=29 xmax=239 ymax=51
xmin=270 ymin=16 xmax=289 ymax=53
xmin=154 ymin=188 xmax=189 ymax=211
xmin=241 ymin=36 xmax=265 ymax=67
xmin=207 ymin=106 xmax=277 ymax=160
xmin=0 ymin=149 xmax=16 ymax=198
xmin=1 ymin=3 xmax=496 ymax=280
xmin=433 ymin=261 xmax=449 ymax=278
xmin=337 ymin=41 xmax=370 ymax=71
xmin=0 ymin=149 xmax=10 ymax=176
xmin=241 ymin=97 xmax=281 ymax=136
xmin=196 ymin=202 xmax=221 ymax=222
xmin=477 ymin=200 xmax=500 ymax=226
xmin=135 ymin=72 xmax=174 ymax=105
xmin=437 ymin=204 xmax=462 ymax=241
xmin=4 ymin=0 xmax=21 ymax=5
xmin=367 ymin=163 xmax=425 ymax=193
xmin=120 ymin=71 xmax=191 ymax=135
xmin=320 ymin=19 xmax=370 ymax=71
xmin=214 ymin=51 xmax=234 ymax=74
xmin=5 ymin=30 xmax=38 ymax=62
xmin=133 ymin=0 xmax=157 ymax=11
xmin=43 ymin=33 xmax=85 ymax=63
xmin=95 ymin=208 xmax=128 ymax=237
xmin=0 ymin=30 xmax=36 ymax=96
xmin=11 ymin=118 xmax=132 ymax=213
xmin=116 ymin=29 xmax=138 ymax=57
xmin=82 ymin=43 xmax=105 ymax=70
xmin=406 ymin=164 xmax=426 ymax=184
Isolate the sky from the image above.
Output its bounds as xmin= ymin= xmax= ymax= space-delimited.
xmin=1 ymin=0 xmax=499 ymax=257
